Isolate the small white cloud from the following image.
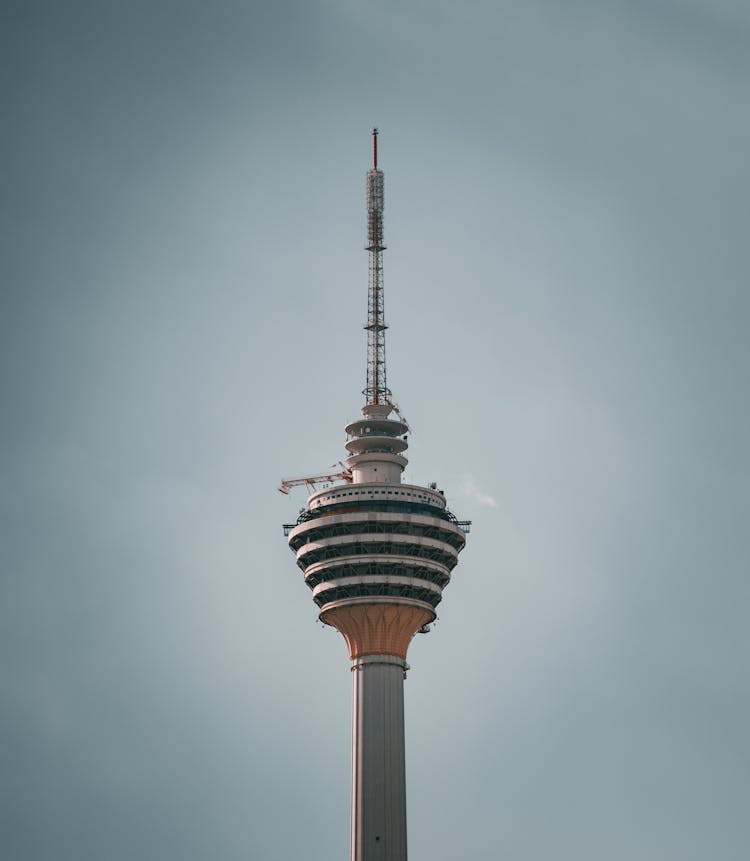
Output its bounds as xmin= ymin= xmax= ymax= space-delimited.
xmin=460 ymin=477 xmax=498 ymax=508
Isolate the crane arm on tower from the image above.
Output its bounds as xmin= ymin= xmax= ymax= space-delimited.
xmin=278 ymin=465 xmax=353 ymax=495
xmin=386 ymin=400 xmax=409 ymax=430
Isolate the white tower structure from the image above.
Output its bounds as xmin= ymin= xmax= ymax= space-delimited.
xmin=282 ymin=130 xmax=470 ymax=861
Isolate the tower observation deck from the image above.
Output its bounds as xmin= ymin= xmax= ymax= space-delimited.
xmin=281 ymin=131 xmax=470 ymax=861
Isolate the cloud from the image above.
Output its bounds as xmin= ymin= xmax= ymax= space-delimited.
xmin=459 ymin=477 xmax=498 ymax=508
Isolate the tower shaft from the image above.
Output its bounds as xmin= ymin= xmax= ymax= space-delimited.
xmin=351 ymin=655 xmax=408 ymax=861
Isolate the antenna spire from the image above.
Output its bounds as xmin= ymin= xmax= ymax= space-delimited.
xmin=364 ymin=129 xmax=390 ymax=405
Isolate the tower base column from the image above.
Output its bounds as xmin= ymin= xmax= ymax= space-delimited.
xmin=351 ymin=654 xmax=408 ymax=861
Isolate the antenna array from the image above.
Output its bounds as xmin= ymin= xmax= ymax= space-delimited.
xmin=364 ymin=128 xmax=390 ymax=405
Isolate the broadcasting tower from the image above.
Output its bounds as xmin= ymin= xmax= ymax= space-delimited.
xmin=281 ymin=130 xmax=470 ymax=861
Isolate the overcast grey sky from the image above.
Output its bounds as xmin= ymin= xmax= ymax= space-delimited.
xmin=2 ymin=1 xmax=749 ymax=859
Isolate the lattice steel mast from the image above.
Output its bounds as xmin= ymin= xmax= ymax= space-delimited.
xmin=364 ymin=128 xmax=390 ymax=405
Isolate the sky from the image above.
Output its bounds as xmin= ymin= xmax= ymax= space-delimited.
xmin=2 ymin=1 xmax=749 ymax=858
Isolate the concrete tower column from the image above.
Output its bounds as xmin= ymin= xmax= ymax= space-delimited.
xmin=321 ymin=601 xmax=432 ymax=861
xmin=351 ymin=655 xmax=408 ymax=861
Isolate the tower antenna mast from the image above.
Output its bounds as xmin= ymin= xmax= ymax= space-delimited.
xmin=364 ymin=128 xmax=390 ymax=405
